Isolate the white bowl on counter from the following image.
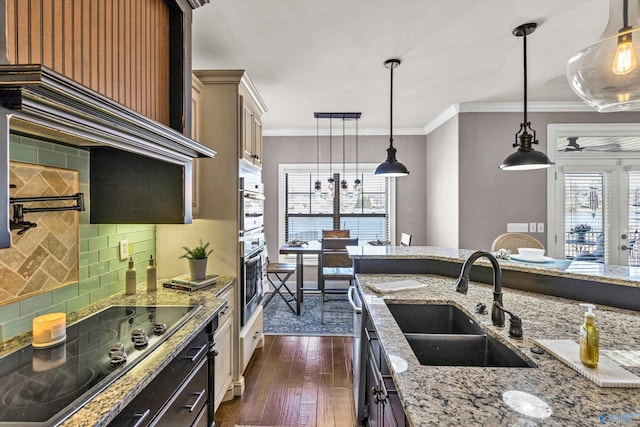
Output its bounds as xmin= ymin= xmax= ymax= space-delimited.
xmin=517 ymin=248 xmax=545 ymax=260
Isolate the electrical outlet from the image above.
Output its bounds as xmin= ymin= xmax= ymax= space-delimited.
xmin=529 ymin=222 xmax=537 ymax=233
xmin=119 ymin=240 xmax=129 ymax=260
xmin=537 ymin=223 xmax=544 ymax=233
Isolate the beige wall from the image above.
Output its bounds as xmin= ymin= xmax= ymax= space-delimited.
xmin=426 ymin=115 xmax=459 ymax=248
xmin=262 ymin=134 xmax=426 ymax=284
xmin=456 ymin=110 xmax=640 ymax=251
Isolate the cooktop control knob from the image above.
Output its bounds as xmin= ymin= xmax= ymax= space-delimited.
xmin=108 ymin=343 xmax=125 ymax=357
xmin=133 ymin=334 xmax=149 ymax=349
xmin=153 ymin=323 xmax=167 ymax=335
xmin=109 ymin=350 xmax=127 ymax=367
xmin=130 ymin=328 xmax=146 ymax=342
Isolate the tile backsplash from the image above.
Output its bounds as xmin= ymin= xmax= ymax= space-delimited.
xmin=0 ymin=135 xmax=156 ymax=341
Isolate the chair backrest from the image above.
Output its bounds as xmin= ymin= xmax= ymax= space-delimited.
xmin=322 ymin=229 xmax=350 ymax=238
xmin=400 ymin=232 xmax=412 ymax=246
xmin=321 ymin=238 xmax=358 ymax=268
xmin=490 ymin=232 xmax=544 ymax=253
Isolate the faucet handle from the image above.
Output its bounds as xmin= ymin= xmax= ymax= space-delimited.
xmin=493 ymin=301 xmax=523 ymax=340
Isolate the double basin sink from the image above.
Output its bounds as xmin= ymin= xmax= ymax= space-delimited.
xmin=385 ymin=303 xmax=534 ymax=368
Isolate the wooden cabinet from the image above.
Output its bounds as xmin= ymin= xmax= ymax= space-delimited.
xmin=241 ymin=97 xmax=263 ymax=168
xmin=240 ymin=304 xmax=264 ymax=374
xmin=213 ymin=291 xmax=234 ymax=411
xmin=364 ymin=314 xmax=407 ymax=427
xmin=191 ymin=75 xmax=204 ymax=217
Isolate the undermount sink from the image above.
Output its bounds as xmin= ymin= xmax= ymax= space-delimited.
xmin=385 ymin=303 xmax=484 ymax=335
xmin=385 ymin=303 xmax=533 ymax=368
xmin=404 ymin=333 xmax=532 ymax=367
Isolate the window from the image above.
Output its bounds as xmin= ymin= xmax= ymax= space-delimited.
xmin=278 ymin=163 xmax=395 ymax=253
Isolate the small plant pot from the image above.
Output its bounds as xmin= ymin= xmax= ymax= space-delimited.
xmin=188 ymin=258 xmax=208 ymax=281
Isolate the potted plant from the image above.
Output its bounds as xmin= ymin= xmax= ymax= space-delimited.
xmin=181 ymin=239 xmax=213 ymax=281
xmin=571 ymin=224 xmax=592 ymax=243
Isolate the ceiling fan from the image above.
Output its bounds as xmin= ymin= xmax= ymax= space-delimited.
xmin=563 ymin=137 xmax=621 ymax=152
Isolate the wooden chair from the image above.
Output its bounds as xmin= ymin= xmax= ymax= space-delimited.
xmin=264 ymin=247 xmax=298 ymax=314
xmin=322 ymin=229 xmax=350 ymax=238
xmin=490 ymin=232 xmax=544 ymax=254
xmin=400 ymin=232 xmax=412 ymax=246
xmin=320 ymin=237 xmax=358 ymax=324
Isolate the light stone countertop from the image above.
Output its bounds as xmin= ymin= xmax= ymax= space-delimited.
xmin=358 ymin=273 xmax=640 ymax=426
xmin=347 ymin=245 xmax=640 ymax=288
xmin=0 ymin=277 xmax=234 ymax=427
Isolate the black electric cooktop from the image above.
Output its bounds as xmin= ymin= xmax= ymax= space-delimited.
xmin=0 ymin=305 xmax=200 ymax=426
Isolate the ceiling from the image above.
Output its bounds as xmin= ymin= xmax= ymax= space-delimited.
xmin=191 ymin=0 xmax=610 ymax=135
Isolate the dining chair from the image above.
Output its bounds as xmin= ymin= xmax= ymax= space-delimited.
xmin=319 ymin=237 xmax=358 ymax=324
xmin=322 ymin=229 xmax=350 ymax=238
xmin=400 ymin=232 xmax=412 ymax=246
xmin=263 ymin=246 xmax=298 ymax=314
xmin=490 ymin=232 xmax=544 ymax=253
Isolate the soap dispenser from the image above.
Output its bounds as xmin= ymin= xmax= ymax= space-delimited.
xmin=579 ymin=303 xmax=599 ymax=368
xmin=125 ymin=257 xmax=137 ymax=295
xmin=146 ymin=255 xmax=157 ymax=291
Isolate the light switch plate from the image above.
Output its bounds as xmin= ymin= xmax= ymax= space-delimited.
xmin=119 ymin=240 xmax=129 ymax=260
xmin=507 ymin=223 xmax=529 ymax=232
xmin=537 ymin=223 xmax=544 ymax=233
xmin=530 ymin=223 xmax=537 ymax=233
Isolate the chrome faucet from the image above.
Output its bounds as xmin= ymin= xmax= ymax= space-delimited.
xmin=454 ymin=250 xmax=505 ymax=327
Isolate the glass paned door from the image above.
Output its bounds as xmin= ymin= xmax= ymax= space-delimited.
xmin=554 ymin=160 xmax=640 ymax=266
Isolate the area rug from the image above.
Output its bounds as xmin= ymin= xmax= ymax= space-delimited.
xmin=263 ymin=293 xmax=354 ymax=336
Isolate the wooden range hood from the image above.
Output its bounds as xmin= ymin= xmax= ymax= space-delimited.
xmin=0 ymin=65 xmax=216 ymax=248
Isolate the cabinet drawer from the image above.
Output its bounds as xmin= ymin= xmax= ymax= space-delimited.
xmin=240 ymin=306 xmax=263 ymax=373
xmin=217 ymin=298 xmax=233 ymax=327
xmin=154 ymin=358 xmax=208 ymax=426
xmin=108 ymin=328 xmax=209 ymax=426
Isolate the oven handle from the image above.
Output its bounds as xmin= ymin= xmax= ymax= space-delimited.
xmin=348 ymin=286 xmax=362 ymax=314
xmin=245 ymin=249 xmax=264 ymax=264
xmin=243 ymin=192 xmax=265 ymax=200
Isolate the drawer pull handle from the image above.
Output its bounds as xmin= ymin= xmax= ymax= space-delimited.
xmin=132 ymin=409 xmax=151 ymax=427
xmin=184 ymin=344 xmax=207 ymax=362
xmin=213 ymin=348 xmax=219 ymax=357
xmin=185 ymin=389 xmax=206 ymax=412
xmin=220 ymin=305 xmax=230 ymax=315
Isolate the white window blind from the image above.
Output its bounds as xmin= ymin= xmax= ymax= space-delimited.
xmin=283 ymin=165 xmax=390 ymax=243
xmin=563 ymin=172 xmax=605 ymax=260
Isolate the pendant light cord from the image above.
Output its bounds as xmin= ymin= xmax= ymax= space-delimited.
xmin=342 ymin=119 xmax=346 ymax=177
xmin=389 ymin=63 xmax=394 ymax=148
xmin=355 ymin=119 xmax=359 ymax=177
xmin=624 ymin=0 xmax=629 ymax=28
xmin=316 ymin=117 xmax=320 ymax=178
xmin=523 ymin=30 xmax=528 ymax=127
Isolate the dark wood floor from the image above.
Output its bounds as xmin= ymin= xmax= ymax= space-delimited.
xmin=215 ymin=335 xmax=360 ymax=427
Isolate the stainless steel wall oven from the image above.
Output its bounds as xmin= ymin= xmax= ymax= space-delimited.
xmin=239 ymin=178 xmax=264 ymax=235
xmin=240 ymin=230 xmax=265 ymax=326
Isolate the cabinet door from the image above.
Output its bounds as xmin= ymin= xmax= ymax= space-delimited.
xmin=252 ymin=118 xmax=262 ymax=168
xmin=241 ymin=97 xmax=255 ymax=163
xmin=213 ymin=316 xmax=233 ymax=411
xmin=191 ymin=77 xmax=202 ymax=217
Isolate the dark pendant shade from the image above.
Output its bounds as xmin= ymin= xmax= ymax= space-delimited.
xmin=376 ymin=58 xmax=409 ymax=177
xmin=375 ymin=146 xmax=410 ymax=176
xmin=500 ymin=23 xmax=553 ymax=171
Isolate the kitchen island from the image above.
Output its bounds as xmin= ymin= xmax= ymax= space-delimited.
xmin=358 ymin=273 xmax=640 ymax=426
xmin=349 ymin=246 xmax=640 ymax=426
xmin=0 ymin=277 xmax=234 ymax=427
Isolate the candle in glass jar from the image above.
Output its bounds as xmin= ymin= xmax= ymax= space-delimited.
xmin=32 ymin=312 xmax=67 ymax=348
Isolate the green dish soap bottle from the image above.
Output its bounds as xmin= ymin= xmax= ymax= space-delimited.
xmin=579 ymin=303 xmax=599 ymax=368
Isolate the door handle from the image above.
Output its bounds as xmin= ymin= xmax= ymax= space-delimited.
xmin=621 ymin=245 xmax=630 ymax=251
xmin=348 ymin=286 xmax=362 ymax=314
xmin=621 ymin=233 xmax=628 ymax=239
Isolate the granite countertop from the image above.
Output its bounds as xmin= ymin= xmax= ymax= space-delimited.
xmin=347 ymin=245 xmax=640 ymax=288
xmin=0 ymin=277 xmax=234 ymax=427
xmin=358 ymin=273 xmax=640 ymax=426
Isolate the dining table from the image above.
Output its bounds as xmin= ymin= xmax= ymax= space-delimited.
xmin=279 ymin=240 xmax=323 ymax=315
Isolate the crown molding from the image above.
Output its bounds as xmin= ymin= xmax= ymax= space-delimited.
xmin=423 ymin=101 xmax=595 ymax=135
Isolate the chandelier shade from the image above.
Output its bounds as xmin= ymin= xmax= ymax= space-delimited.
xmin=567 ymin=0 xmax=640 ymax=112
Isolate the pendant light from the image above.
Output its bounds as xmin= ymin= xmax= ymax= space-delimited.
xmin=567 ymin=0 xmax=640 ymax=112
xmin=340 ymin=119 xmax=349 ymax=196
xmin=500 ymin=23 xmax=553 ymax=171
xmin=375 ymin=58 xmax=409 ymax=177
xmin=327 ymin=117 xmax=335 ymax=195
xmin=353 ymin=118 xmax=362 ymax=194
xmin=314 ymin=116 xmax=322 ymax=195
